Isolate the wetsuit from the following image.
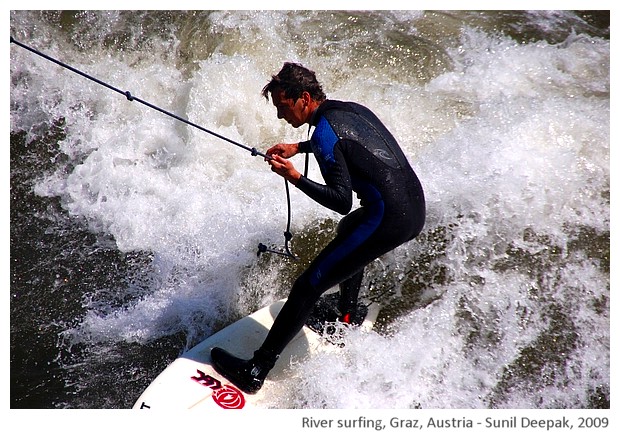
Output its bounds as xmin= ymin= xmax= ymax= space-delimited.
xmin=259 ymin=99 xmax=425 ymax=358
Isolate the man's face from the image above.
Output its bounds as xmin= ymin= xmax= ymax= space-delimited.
xmin=271 ymin=89 xmax=307 ymax=128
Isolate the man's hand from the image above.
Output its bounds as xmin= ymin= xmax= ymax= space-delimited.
xmin=265 ymin=143 xmax=299 ymax=159
xmin=268 ymin=154 xmax=302 ymax=185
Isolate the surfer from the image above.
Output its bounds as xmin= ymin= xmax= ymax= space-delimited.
xmin=211 ymin=62 xmax=425 ymax=394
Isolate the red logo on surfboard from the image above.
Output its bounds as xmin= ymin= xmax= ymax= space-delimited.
xmin=212 ymin=385 xmax=245 ymax=409
xmin=191 ymin=369 xmax=246 ymax=409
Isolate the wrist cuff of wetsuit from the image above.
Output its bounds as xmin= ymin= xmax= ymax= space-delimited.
xmin=298 ymin=140 xmax=312 ymax=154
xmin=295 ymin=175 xmax=309 ymax=189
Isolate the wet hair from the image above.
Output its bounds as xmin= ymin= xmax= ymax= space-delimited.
xmin=261 ymin=62 xmax=326 ymax=102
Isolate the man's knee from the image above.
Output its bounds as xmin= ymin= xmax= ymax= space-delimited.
xmin=289 ymin=272 xmax=322 ymax=306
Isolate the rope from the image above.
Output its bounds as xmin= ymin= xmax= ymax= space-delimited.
xmin=11 ymin=36 xmax=300 ymax=259
xmin=10 ymin=37 xmax=270 ymax=160
xmin=257 ymin=153 xmax=309 ymax=259
xmin=257 ymin=180 xmax=296 ymax=259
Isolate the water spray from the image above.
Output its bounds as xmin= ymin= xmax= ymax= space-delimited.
xmin=10 ymin=36 xmax=297 ymax=259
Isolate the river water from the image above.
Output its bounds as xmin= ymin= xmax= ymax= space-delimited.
xmin=10 ymin=10 xmax=610 ymax=414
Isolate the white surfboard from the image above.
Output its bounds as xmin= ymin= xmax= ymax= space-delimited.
xmin=132 ymin=293 xmax=380 ymax=410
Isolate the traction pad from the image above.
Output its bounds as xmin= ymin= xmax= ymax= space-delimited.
xmin=305 ymin=292 xmax=369 ymax=335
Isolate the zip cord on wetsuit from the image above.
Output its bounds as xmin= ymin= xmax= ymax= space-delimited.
xmin=11 ymin=36 xmax=298 ymax=259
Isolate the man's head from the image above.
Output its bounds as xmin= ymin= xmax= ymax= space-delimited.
xmin=261 ymin=62 xmax=326 ymax=102
xmin=262 ymin=63 xmax=326 ymax=128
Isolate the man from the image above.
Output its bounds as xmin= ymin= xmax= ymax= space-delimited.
xmin=211 ymin=62 xmax=425 ymax=394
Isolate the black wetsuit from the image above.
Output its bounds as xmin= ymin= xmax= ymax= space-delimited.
xmin=260 ymin=99 xmax=425 ymax=357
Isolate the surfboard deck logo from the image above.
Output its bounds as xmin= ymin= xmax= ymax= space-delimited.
xmin=191 ymin=369 xmax=246 ymax=409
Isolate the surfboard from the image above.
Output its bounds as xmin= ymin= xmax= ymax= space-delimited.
xmin=132 ymin=292 xmax=380 ymax=410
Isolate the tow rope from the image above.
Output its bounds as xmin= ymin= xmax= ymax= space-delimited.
xmin=11 ymin=36 xmax=298 ymax=259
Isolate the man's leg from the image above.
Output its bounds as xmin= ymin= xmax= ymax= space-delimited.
xmin=337 ymin=269 xmax=364 ymax=323
xmin=211 ymin=272 xmax=321 ymax=394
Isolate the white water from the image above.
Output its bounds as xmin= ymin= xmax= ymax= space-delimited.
xmin=10 ymin=11 xmax=609 ymax=409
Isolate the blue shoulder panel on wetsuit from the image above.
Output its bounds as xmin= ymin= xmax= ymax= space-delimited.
xmin=311 ymin=116 xmax=339 ymax=173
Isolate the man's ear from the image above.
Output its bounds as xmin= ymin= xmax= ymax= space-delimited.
xmin=301 ymin=91 xmax=312 ymax=105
